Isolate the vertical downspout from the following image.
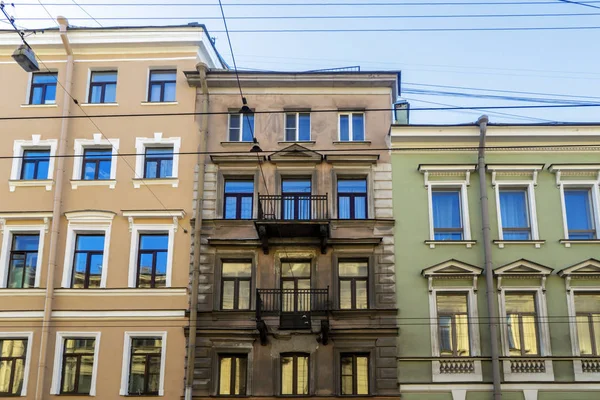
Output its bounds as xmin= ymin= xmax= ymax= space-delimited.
xmin=185 ymin=62 xmax=209 ymax=400
xmin=35 ymin=16 xmax=73 ymax=400
xmin=477 ymin=115 xmax=502 ymax=400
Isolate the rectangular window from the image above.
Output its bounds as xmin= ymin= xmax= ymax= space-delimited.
xmin=282 ymin=179 xmax=312 ymax=220
xmin=30 ymin=72 xmax=57 ymax=105
xmin=339 ymin=260 xmax=368 ymax=310
xmin=82 ymin=149 xmax=112 ymax=180
xmin=499 ymin=188 xmax=531 ymax=240
xmin=565 ymin=189 xmax=596 ymax=239
xmin=144 ymin=147 xmax=173 ymax=179
xmin=72 ymin=234 xmax=105 ymax=289
xmin=21 ymin=150 xmax=50 ymax=180
xmin=218 ymin=355 xmax=247 ymax=395
xmin=281 ymin=261 xmax=311 ymax=313
xmin=7 ymin=234 xmax=39 ymax=288
xmin=221 ymin=262 xmax=251 ymax=310
xmin=338 ymin=179 xmax=367 ymax=219
xmin=285 ymin=113 xmax=311 ymax=141
xmin=505 ymin=293 xmax=539 ymax=356
xmin=60 ymin=338 xmax=95 ymax=395
xmin=432 ymin=189 xmax=463 ymax=240
xmin=436 ymin=293 xmax=470 ymax=357
xmin=339 ymin=113 xmax=365 ymax=142
xmin=0 ymin=339 xmax=27 ymax=396
xmin=128 ymin=338 xmax=162 ymax=396
xmin=137 ymin=234 xmax=168 ymax=288
xmin=148 ymin=70 xmax=176 ymax=102
xmin=228 ymin=114 xmax=254 ymax=142
xmin=281 ymin=353 xmax=309 ymax=395
xmin=574 ymin=293 xmax=600 ymax=356
xmin=340 ymin=353 xmax=369 ymax=395
xmin=224 ymin=180 xmax=254 ymax=219
xmin=88 ymin=71 xmax=117 ymax=103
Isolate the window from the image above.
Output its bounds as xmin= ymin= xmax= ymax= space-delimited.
xmin=218 ymin=355 xmax=247 ymax=395
xmin=228 ymin=114 xmax=254 ymax=142
xmin=339 ymin=260 xmax=368 ymax=310
xmin=30 ymin=72 xmax=57 ymax=105
xmin=0 ymin=339 xmax=27 ymax=396
xmin=21 ymin=150 xmax=50 ymax=180
xmin=565 ymin=189 xmax=596 ymax=239
xmin=574 ymin=293 xmax=600 ymax=356
xmin=71 ymin=234 xmax=105 ymax=289
xmin=339 ymin=113 xmax=365 ymax=142
xmin=221 ymin=262 xmax=251 ymax=310
xmin=144 ymin=148 xmax=173 ymax=179
xmin=281 ymin=353 xmax=309 ymax=395
xmin=128 ymin=338 xmax=163 ymax=396
xmin=148 ymin=70 xmax=176 ymax=102
xmin=505 ymin=293 xmax=539 ymax=356
xmin=137 ymin=234 xmax=168 ymax=288
xmin=437 ymin=293 xmax=470 ymax=357
xmin=432 ymin=189 xmax=463 ymax=240
xmin=340 ymin=354 xmax=369 ymax=395
xmin=88 ymin=71 xmax=117 ymax=103
xmin=338 ymin=179 xmax=367 ymax=219
xmin=281 ymin=261 xmax=311 ymax=312
xmin=224 ymin=180 xmax=254 ymax=219
xmin=7 ymin=234 xmax=39 ymax=289
xmin=282 ymin=179 xmax=312 ymax=220
xmin=499 ymin=188 xmax=531 ymax=240
xmin=285 ymin=113 xmax=310 ymax=141
xmin=82 ymin=149 xmax=112 ymax=180
xmin=60 ymin=338 xmax=95 ymax=395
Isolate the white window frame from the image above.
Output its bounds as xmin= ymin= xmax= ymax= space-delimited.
xmin=284 ymin=112 xmax=311 ymax=142
xmin=50 ymin=331 xmax=101 ymax=396
xmin=127 ymin=224 xmax=175 ymax=288
xmin=228 ymin=113 xmax=254 ymax=142
xmin=26 ymin=71 xmax=58 ymax=105
xmin=0 ymin=332 xmax=34 ymax=397
xmin=559 ymin=183 xmax=600 ymax=243
xmin=71 ymin=134 xmax=120 ymax=189
xmin=494 ymin=182 xmax=540 ymax=242
xmin=337 ymin=112 xmax=365 ymax=142
xmin=9 ymin=135 xmax=58 ymax=192
xmin=60 ymin=212 xmax=114 ymax=289
xmin=120 ymin=331 xmax=167 ymax=396
xmin=0 ymin=223 xmax=46 ymax=289
xmin=133 ymin=133 xmax=180 ymax=188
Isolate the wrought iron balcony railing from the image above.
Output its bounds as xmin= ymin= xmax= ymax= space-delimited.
xmin=257 ymin=194 xmax=329 ymax=221
xmin=256 ymin=288 xmax=329 ymax=329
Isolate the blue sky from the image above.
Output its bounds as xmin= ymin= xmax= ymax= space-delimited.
xmin=4 ymin=0 xmax=600 ymax=124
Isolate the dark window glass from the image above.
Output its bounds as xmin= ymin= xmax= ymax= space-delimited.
xmin=148 ymin=70 xmax=176 ymax=102
xmin=282 ymin=179 xmax=312 ymax=220
xmin=89 ymin=71 xmax=117 ymax=103
xmin=72 ymin=234 xmax=105 ymax=289
xmin=285 ymin=113 xmax=311 ymax=141
xmin=137 ymin=234 xmax=168 ymax=289
xmin=224 ymin=180 xmax=254 ymax=219
xmin=82 ymin=149 xmax=112 ymax=180
xmin=60 ymin=338 xmax=95 ymax=394
xmin=30 ymin=72 xmax=57 ymax=105
xmin=499 ymin=189 xmax=531 ymax=240
xmin=218 ymin=355 xmax=247 ymax=395
xmin=7 ymin=234 xmax=39 ymax=289
xmin=339 ymin=113 xmax=364 ymax=141
xmin=144 ymin=147 xmax=173 ymax=179
xmin=338 ymin=179 xmax=367 ymax=219
xmin=565 ymin=189 xmax=596 ymax=239
xmin=339 ymin=260 xmax=368 ymax=310
xmin=0 ymin=339 xmax=28 ymax=396
xmin=128 ymin=338 xmax=162 ymax=395
xmin=281 ymin=353 xmax=309 ymax=395
xmin=506 ymin=293 xmax=539 ymax=356
xmin=436 ymin=293 xmax=470 ymax=357
xmin=221 ymin=262 xmax=251 ymax=310
xmin=281 ymin=261 xmax=311 ymax=313
xmin=228 ymin=114 xmax=254 ymax=142
xmin=574 ymin=293 xmax=600 ymax=356
xmin=21 ymin=150 xmax=50 ymax=180
xmin=340 ymin=354 xmax=369 ymax=395
xmin=432 ymin=189 xmax=463 ymax=240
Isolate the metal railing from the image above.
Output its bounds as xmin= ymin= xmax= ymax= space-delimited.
xmin=256 ymin=288 xmax=329 ymax=316
xmin=257 ymin=194 xmax=329 ymax=221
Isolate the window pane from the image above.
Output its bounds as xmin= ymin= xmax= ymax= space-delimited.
xmin=505 ymin=293 xmax=536 ymax=313
xmin=147 ymin=356 xmax=161 ymax=394
xmin=235 ymin=357 xmax=247 ymax=395
xmin=140 ymin=234 xmax=168 ymax=250
xmin=241 ymin=115 xmax=254 ymax=142
xmin=76 ymin=235 xmax=105 ymax=251
xmin=160 ymin=158 xmax=173 ymax=177
xmin=83 ymin=162 xmax=97 ymax=180
xmin=354 ymin=197 xmax=367 ymax=219
xmin=521 ymin=315 xmax=539 ymax=355
xmin=282 ymin=179 xmax=311 ymax=193
xmin=45 ymin=84 xmax=57 ymax=103
xmin=282 ymin=262 xmax=310 ymax=277
xmin=223 ymin=262 xmax=252 ymax=277
xmin=61 ymin=357 xmax=78 ymax=392
xmin=575 ymin=293 xmax=600 ymax=313
xmin=128 ymin=355 xmax=146 ymax=395
xmin=285 ymin=114 xmax=297 ymax=141
xmin=340 ymin=356 xmax=353 ymax=395
xmin=352 ymin=114 xmax=365 ymax=141
xmin=500 ymin=189 xmax=530 ymax=238
xmin=163 ymin=82 xmax=176 ymax=102
xmin=339 ymin=115 xmax=349 ymax=141
xmin=224 ymin=197 xmax=237 ymax=219
xmin=219 ymin=357 xmax=231 ymax=395
xmin=576 ymin=315 xmax=593 ymax=355
xmin=356 ymin=356 xmax=369 ymax=394
xmin=240 ymin=197 xmax=253 ymax=219
xmin=72 ymin=253 xmax=87 ymax=288
xmin=281 ymin=356 xmax=293 ymax=395
xmin=36 ymin=160 xmax=49 ymax=180
xmin=225 ymin=180 xmax=254 ymax=193
xmin=438 ymin=316 xmax=453 ymax=355
xmin=298 ymin=355 xmax=309 ymax=394
xmin=21 ymin=161 xmax=36 ymax=180
xmin=91 ymin=71 xmax=117 ymax=83
xmin=145 ymin=160 xmax=158 ymax=179
xmin=239 ymin=280 xmax=250 ymax=310
xmin=339 ymin=196 xmax=350 ymax=219
xmin=593 ymin=315 xmax=600 ymax=355
xmin=339 ymin=261 xmax=368 ymax=277
xmin=340 ymin=280 xmax=352 ymax=310
xmin=338 ymin=179 xmax=367 ymax=193
xmin=507 ymin=315 xmax=522 ymax=355
xmin=298 ymin=113 xmax=311 ymax=141
xmin=13 ymin=235 xmax=39 ymax=251
xmin=356 ymin=280 xmax=368 ymax=309
xmin=31 ymin=86 xmax=43 ymax=105
xmin=88 ymin=254 xmax=103 ymax=288
xmin=150 ymin=71 xmax=175 ymax=81
xmin=222 ymin=281 xmax=235 ymax=310
xmin=98 ymin=160 xmax=111 ymax=179
xmin=455 ymin=314 xmax=470 ymax=356
xmin=432 ymin=190 xmax=463 ymax=240
xmin=565 ymin=189 xmax=595 ymax=238
xmin=104 ymin=83 xmax=117 ymax=102
xmin=437 ymin=294 xmax=468 ymax=314
xmin=149 ymin=84 xmax=161 ymax=102
xmin=89 ymin=86 xmax=102 ymax=103
xmin=33 ymin=73 xmax=57 ymax=84
xmin=8 ymin=256 xmax=25 ymax=288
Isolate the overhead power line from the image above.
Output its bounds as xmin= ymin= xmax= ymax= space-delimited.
xmin=558 ymin=0 xmax=600 ymax=10
xmin=12 ymin=1 xmax=600 ymax=6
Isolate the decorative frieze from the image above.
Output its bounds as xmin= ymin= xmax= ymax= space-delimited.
xmin=510 ymin=358 xmax=546 ymax=374
xmin=439 ymin=359 xmax=475 ymax=374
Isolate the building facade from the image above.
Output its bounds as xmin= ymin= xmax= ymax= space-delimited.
xmin=185 ymin=71 xmax=400 ymax=399
xmin=391 ymin=123 xmax=600 ymax=400
xmin=0 ymin=20 xmax=223 ymax=398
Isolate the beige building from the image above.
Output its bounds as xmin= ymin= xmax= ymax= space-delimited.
xmin=0 ymin=20 xmax=223 ymax=398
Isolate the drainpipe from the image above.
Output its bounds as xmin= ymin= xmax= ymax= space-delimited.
xmin=477 ymin=115 xmax=502 ymax=400
xmin=35 ymin=16 xmax=73 ymax=400
xmin=185 ymin=62 xmax=209 ymax=400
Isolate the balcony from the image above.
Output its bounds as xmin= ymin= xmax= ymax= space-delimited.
xmin=255 ymin=288 xmax=329 ymax=330
xmin=255 ymin=194 xmax=330 ymax=254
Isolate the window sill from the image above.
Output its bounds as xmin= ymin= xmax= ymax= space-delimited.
xmin=277 ymin=141 xmax=316 ymax=146
xmin=9 ymin=179 xmax=53 ymax=192
xmin=20 ymin=103 xmax=58 ymax=108
xmin=132 ymin=178 xmax=178 ymax=188
xmin=140 ymin=101 xmax=178 ymax=106
xmin=80 ymin=102 xmax=119 ymax=107
xmin=55 ymin=288 xmax=186 ymax=296
xmin=332 ymin=140 xmax=371 ymax=145
xmin=425 ymin=240 xmax=476 ymax=249
xmin=220 ymin=141 xmax=254 ymax=147
xmin=494 ymin=240 xmax=546 ymax=249
xmin=71 ymin=179 xmax=116 ymax=189
xmin=560 ymin=239 xmax=600 ymax=248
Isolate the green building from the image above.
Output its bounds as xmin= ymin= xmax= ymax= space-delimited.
xmin=390 ymin=122 xmax=600 ymax=400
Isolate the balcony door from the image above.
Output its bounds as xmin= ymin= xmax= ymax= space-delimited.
xmin=282 ymin=179 xmax=311 ymax=220
xmin=280 ymin=261 xmax=311 ymax=329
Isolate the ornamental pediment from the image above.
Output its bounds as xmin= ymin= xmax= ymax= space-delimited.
xmin=268 ymin=144 xmax=322 ymax=163
xmin=558 ymin=258 xmax=600 ymax=277
xmin=422 ymin=259 xmax=483 ymax=277
xmin=494 ymin=259 xmax=553 ymax=277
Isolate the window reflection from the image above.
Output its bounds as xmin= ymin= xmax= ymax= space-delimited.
xmin=128 ymin=338 xmax=162 ymax=395
xmin=436 ymin=293 xmax=470 ymax=357
xmin=505 ymin=293 xmax=539 ymax=356
xmin=0 ymin=339 xmax=27 ymax=395
xmin=61 ymin=338 xmax=95 ymax=394
xmin=218 ymin=355 xmax=247 ymax=395
xmin=574 ymin=293 xmax=600 ymax=355
xmin=281 ymin=353 xmax=309 ymax=395
xmin=339 ymin=260 xmax=368 ymax=310
xmin=340 ymin=354 xmax=369 ymax=395
xmin=221 ymin=262 xmax=252 ymax=310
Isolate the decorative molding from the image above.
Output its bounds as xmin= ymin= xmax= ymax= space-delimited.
xmin=418 ymin=164 xmax=477 ymax=186
xmin=558 ymin=258 xmax=600 ymax=278
xmin=134 ymin=134 xmax=181 ymax=185
xmin=486 ymin=164 xmax=544 ymax=186
xmin=560 ymin=239 xmax=600 ymax=248
xmin=493 ymin=259 xmax=553 ymax=277
xmin=494 ymin=240 xmax=545 ymax=249
xmin=72 ymin=136 xmax=119 ymax=183
xmin=10 ymin=136 xmax=58 ymax=188
xmin=70 ymin=179 xmax=117 ymax=189
xmin=432 ymin=359 xmax=483 ymax=383
xmin=210 ymin=155 xmax=266 ymax=164
xmin=503 ymin=358 xmax=554 ymax=382
xmin=424 ymin=240 xmax=476 ymax=249
xmin=52 ymin=310 xmax=184 ymax=319
xmin=268 ymin=143 xmax=323 ymax=163
xmin=132 ymin=177 xmax=179 ymax=188
xmin=8 ymin=179 xmax=54 ymax=192
xmin=123 ymin=210 xmax=184 ymax=233
xmin=325 ymin=154 xmax=379 ymax=164
xmin=65 ymin=210 xmax=116 ymax=223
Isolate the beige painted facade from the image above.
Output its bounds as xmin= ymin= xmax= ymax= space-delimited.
xmin=0 ymin=21 xmax=223 ymax=398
